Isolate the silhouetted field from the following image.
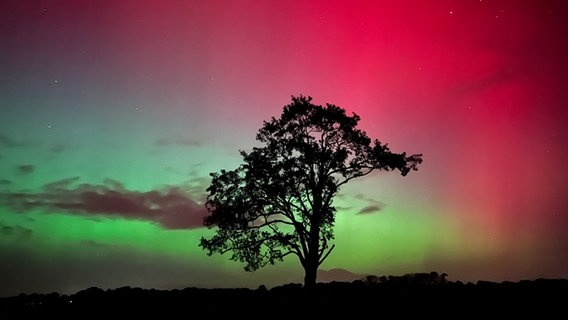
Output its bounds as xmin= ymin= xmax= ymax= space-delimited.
xmin=2 ymin=274 xmax=566 ymax=316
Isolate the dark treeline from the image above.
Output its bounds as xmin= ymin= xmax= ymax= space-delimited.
xmin=1 ymin=272 xmax=566 ymax=316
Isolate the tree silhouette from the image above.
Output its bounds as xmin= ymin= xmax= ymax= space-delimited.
xmin=199 ymin=95 xmax=423 ymax=288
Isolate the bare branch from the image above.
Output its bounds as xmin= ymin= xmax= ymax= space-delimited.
xmin=318 ymin=244 xmax=336 ymax=266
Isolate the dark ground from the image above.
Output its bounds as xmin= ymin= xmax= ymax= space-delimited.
xmin=1 ymin=276 xmax=566 ymax=317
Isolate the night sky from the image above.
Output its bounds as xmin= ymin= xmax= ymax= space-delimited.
xmin=1 ymin=0 xmax=567 ymax=297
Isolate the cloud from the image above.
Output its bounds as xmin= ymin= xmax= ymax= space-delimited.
xmin=0 ymin=134 xmax=37 ymax=149
xmin=16 ymin=165 xmax=34 ymax=175
xmin=154 ymin=137 xmax=202 ymax=147
xmin=81 ymin=240 xmax=113 ymax=248
xmin=0 ymin=134 xmax=69 ymax=155
xmin=354 ymin=193 xmax=386 ymax=215
xmin=0 ymin=179 xmax=11 ymax=185
xmin=357 ymin=204 xmax=385 ymax=215
xmin=42 ymin=176 xmax=81 ymax=191
xmin=0 ymin=178 xmax=209 ymax=229
xmin=0 ymin=223 xmax=33 ymax=239
xmin=0 ymin=134 xmax=20 ymax=148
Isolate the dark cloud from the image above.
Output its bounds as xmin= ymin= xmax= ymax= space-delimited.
xmin=0 ymin=223 xmax=33 ymax=239
xmin=183 ymin=178 xmax=211 ymax=199
xmin=42 ymin=176 xmax=80 ymax=191
xmin=0 ymin=134 xmax=67 ymax=155
xmin=0 ymin=133 xmax=42 ymax=149
xmin=354 ymin=193 xmax=386 ymax=215
xmin=0 ymin=178 xmax=208 ymax=229
xmin=16 ymin=165 xmax=34 ymax=175
xmin=0 ymin=134 xmax=37 ymax=149
xmin=81 ymin=240 xmax=112 ymax=248
xmin=154 ymin=137 xmax=202 ymax=147
xmin=0 ymin=179 xmax=11 ymax=185
xmin=357 ymin=204 xmax=385 ymax=215
xmin=0 ymin=134 xmax=20 ymax=148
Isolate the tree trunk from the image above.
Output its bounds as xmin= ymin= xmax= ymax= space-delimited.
xmin=305 ymin=185 xmax=322 ymax=289
xmin=303 ymin=260 xmax=318 ymax=289
xmin=304 ymin=222 xmax=320 ymax=289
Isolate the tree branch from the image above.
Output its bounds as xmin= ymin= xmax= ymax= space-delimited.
xmin=318 ymin=244 xmax=335 ymax=266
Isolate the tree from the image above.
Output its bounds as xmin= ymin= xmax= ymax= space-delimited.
xmin=199 ymin=95 xmax=423 ymax=288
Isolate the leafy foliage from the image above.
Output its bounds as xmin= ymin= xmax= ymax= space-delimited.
xmin=199 ymin=95 xmax=422 ymax=284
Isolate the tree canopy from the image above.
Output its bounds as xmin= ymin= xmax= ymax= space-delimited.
xmin=199 ymin=95 xmax=423 ymax=288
